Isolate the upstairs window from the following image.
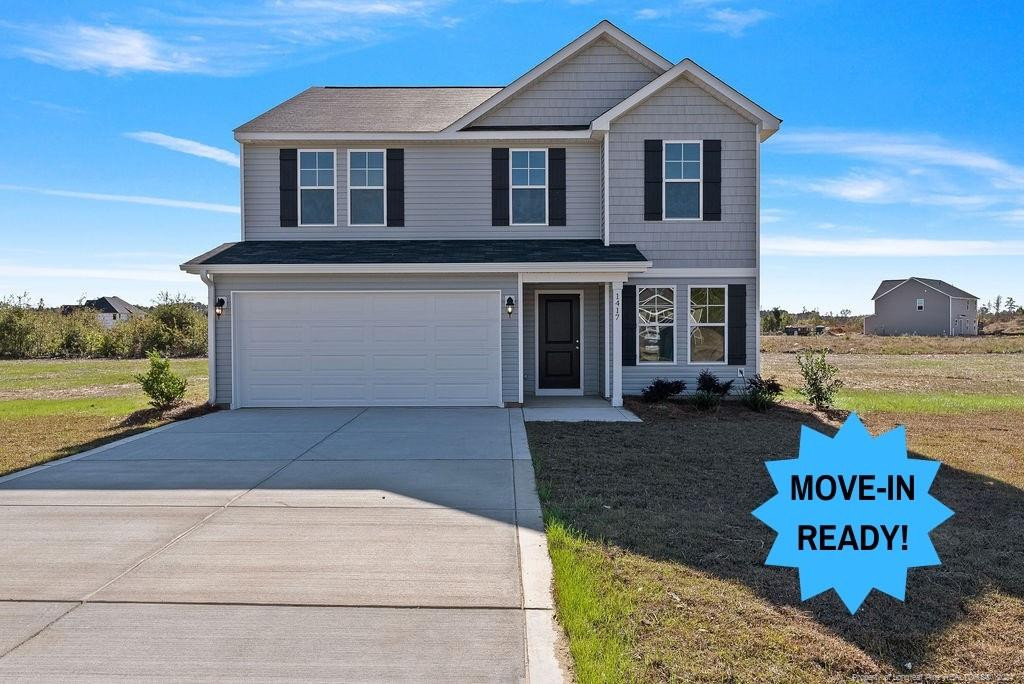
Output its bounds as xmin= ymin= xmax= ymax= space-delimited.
xmin=637 ymin=287 xmax=676 ymax=363
xmin=511 ymin=149 xmax=547 ymax=225
xmin=348 ymin=150 xmax=385 ymax=226
xmin=664 ymin=141 xmax=701 ymax=219
xmin=298 ymin=150 xmax=335 ymax=226
xmin=916 ymin=298 xmax=925 ymax=311
xmin=689 ymin=286 xmax=726 ymax=363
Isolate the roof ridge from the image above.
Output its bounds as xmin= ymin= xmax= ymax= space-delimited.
xmin=321 ymin=85 xmax=503 ymax=90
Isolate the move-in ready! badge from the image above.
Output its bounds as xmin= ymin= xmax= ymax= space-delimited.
xmin=752 ymin=413 xmax=954 ymax=613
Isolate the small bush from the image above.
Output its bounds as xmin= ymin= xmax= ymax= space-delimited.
xmin=690 ymin=389 xmax=721 ymax=411
xmin=135 ymin=351 xmax=187 ymax=409
xmin=797 ymin=350 xmax=844 ymax=410
xmin=641 ymin=378 xmax=686 ymax=403
xmin=695 ymin=369 xmax=734 ymax=397
xmin=740 ymin=374 xmax=783 ymax=411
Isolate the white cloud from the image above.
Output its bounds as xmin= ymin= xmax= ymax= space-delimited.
xmin=0 ymin=184 xmax=239 ymax=214
xmin=763 ymin=236 xmax=1024 ymax=258
xmin=808 ymin=174 xmax=898 ymax=202
xmin=635 ymin=8 xmax=669 ymax=20
xmin=19 ymin=24 xmax=207 ymax=74
xmin=0 ymin=264 xmax=192 ymax=283
xmin=704 ymin=8 xmax=770 ymax=36
xmin=760 ymin=208 xmax=784 ymax=224
xmin=125 ymin=131 xmax=239 ymax=167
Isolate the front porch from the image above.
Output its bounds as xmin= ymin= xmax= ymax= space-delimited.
xmin=522 ymin=395 xmax=641 ymax=422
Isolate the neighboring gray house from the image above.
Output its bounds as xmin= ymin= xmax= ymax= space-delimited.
xmin=63 ymin=296 xmax=145 ymax=329
xmin=864 ymin=278 xmax=978 ymax=336
xmin=182 ymin=20 xmax=781 ymax=408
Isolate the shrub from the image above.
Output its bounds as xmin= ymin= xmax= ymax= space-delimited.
xmin=641 ymin=378 xmax=686 ymax=403
xmin=690 ymin=389 xmax=721 ymax=411
xmin=135 ymin=351 xmax=188 ymax=409
xmin=55 ymin=309 xmax=105 ymax=357
xmin=796 ymin=350 xmax=844 ymax=410
xmin=740 ymin=374 xmax=783 ymax=411
xmin=695 ymin=369 xmax=734 ymax=397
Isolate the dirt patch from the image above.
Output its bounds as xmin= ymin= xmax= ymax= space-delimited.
xmin=762 ymin=332 xmax=1024 ymax=355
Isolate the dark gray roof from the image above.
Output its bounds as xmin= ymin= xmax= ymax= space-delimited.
xmin=873 ymin=278 xmax=978 ymax=300
xmin=84 ymin=296 xmax=145 ymax=315
xmin=186 ymin=240 xmax=649 ymax=266
xmin=236 ymin=87 xmax=503 ymax=134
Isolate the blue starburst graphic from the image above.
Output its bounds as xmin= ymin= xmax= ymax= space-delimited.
xmin=752 ymin=413 xmax=954 ymax=613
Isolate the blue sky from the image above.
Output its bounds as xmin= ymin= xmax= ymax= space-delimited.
xmin=1 ymin=1 xmax=1022 ymax=313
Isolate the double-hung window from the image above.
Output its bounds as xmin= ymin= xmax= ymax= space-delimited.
xmin=299 ymin=150 xmax=335 ymax=226
xmin=916 ymin=298 xmax=925 ymax=311
xmin=688 ymin=286 xmax=726 ymax=363
xmin=664 ymin=141 xmax=701 ymax=219
xmin=348 ymin=150 xmax=385 ymax=226
xmin=511 ymin=149 xmax=546 ymax=225
xmin=637 ymin=287 xmax=675 ymax=363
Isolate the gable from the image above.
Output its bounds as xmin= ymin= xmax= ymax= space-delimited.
xmin=469 ymin=38 xmax=661 ymax=128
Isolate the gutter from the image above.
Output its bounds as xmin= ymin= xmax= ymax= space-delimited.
xmin=181 ymin=261 xmax=652 ymax=276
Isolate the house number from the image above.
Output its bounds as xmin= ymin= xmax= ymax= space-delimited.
xmin=614 ymin=291 xmax=621 ymax=321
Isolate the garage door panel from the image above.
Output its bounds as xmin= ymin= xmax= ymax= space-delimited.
xmin=234 ymin=291 xmax=501 ymax=408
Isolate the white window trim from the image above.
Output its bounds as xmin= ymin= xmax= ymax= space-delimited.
xmin=297 ymin=148 xmax=337 ymax=227
xmin=916 ymin=298 xmax=925 ymax=311
xmin=663 ymin=140 xmax=702 ymax=221
xmin=687 ymin=284 xmax=728 ymax=365
xmin=347 ymin=148 xmax=387 ymax=228
xmin=510 ymin=148 xmax=548 ymax=226
xmin=636 ymin=285 xmax=677 ymax=365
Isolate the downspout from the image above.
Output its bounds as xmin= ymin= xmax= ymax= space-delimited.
xmin=200 ymin=269 xmax=216 ymax=405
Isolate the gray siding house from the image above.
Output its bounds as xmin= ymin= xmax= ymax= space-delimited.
xmin=864 ymin=278 xmax=979 ymax=336
xmin=182 ymin=21 xmax=781 ymax=408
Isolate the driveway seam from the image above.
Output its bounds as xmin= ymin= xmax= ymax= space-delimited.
xmin=0 ymin=602 xmax=83 ymax=660
xmin=78 ymin=408 xmax=369 ymax=604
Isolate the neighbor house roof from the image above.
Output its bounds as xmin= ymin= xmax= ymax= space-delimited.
xmin=873 ymin=278 xmax=978 ymax=301
xmin=83 ymin=296 xmax=145 ymax=316
xmin=235 ymin=87 xmax=503 ymax=134
xmin=183 ymin=240 xmax=649 ymax=269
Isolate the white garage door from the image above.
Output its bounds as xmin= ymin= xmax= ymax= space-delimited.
xmin=233 ymin=291 xmax=502 ymax=407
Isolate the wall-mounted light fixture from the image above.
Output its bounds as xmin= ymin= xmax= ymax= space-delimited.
xmin=505 ymin=296 xmax=516 ymax=318
xmin=214 ymin=297 xmax=226 ymax=317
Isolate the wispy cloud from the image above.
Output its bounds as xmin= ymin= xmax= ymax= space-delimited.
xmin=0 ymin=264 xmax=192 ymax=283
xmin=704 ymin=8 xmax=770 ymax=36
xmin=0 ymin=184 xmax=239 ymax=214
xmin=763 ymin=236 xmax=1024 ymax=258
xmin=125 ymin=131 xmax=239 ymax=167
xmin=3 ymin=1 xmax=455 ymax=76
xmin=635 ymin=8 xmax=670 ymax=20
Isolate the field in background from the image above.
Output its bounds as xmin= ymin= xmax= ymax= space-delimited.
xmin=762 ymin=332 xmax=1024 ymax=355
xmin=0 ymin=358 xmax=209 ymax=476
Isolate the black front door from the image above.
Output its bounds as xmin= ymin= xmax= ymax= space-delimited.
xmin=538 ymin=294 xmax=581 ymax=390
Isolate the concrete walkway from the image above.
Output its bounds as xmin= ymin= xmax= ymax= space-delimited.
xmin=0 ymin=408 xmax=561 ymax=682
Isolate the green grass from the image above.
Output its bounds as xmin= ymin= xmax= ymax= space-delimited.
xmin=0 ymin=358 xmax=207 ymax=392
xmin=0 ymin=395 xmax=151 ymax=419
xmin=781 ymin=388 xmax=1024 ymax=414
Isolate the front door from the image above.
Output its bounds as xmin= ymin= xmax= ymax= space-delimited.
xmin=538 ymin=293 xmax=581 ymax=391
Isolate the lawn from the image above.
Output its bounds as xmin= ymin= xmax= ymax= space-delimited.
xmin=528 ymin=352 xmax=1024 ymax=682
xmin=0 ymin=358 xmax=209 ymax=476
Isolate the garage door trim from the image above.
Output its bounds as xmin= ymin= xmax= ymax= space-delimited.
xmin=229 ymin=289 xmax=504 ymax=409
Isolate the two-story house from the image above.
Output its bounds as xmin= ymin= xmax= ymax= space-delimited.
xmin=182 ymin=20 xmax=781 ymax=409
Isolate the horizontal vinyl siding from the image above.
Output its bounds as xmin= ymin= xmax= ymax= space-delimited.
xmin=866 ymin=282 xmax=952 ymax=336
xmin=474 ymin=39 xmax=659 ymax=127
xmin=243 ymin=142 xmax=601 ymax=240
xmin=622 ymin=276 xmax=756 ymax=395
xmin=213 ymin=274 xmax=518 ymax=406
xmin=608 ymin=76 xmax=758 ymax=268
xmin=522 ymin=283 xmax=603 ymax=396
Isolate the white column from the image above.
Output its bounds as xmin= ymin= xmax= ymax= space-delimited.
xmin=603 ymin=282 xmax=611 ymax=398
xmin=611 ymin=281 xmax=623 ymax=407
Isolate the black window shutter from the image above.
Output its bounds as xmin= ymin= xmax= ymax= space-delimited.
xmin=548 ymin=148 xmax=566 ymax=226
xmin=622 ymin=285 xmax=637 ymax=366
xmin=703 ymin=139 xmax=722 ymax=221
xmin=386 ymin=148 xmax=404 ymax=227
xmin=643 ymin=140 xmax=662 ymax=221
xmin=491 ymin=148 xmax=509 ymax=226
xmin=727 ymin=284 xmax=746 ymax=365
xmin=279 ymin=148 xmax=297 ymax=227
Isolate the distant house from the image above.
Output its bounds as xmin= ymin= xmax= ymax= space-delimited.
xmin=864 ymin=278 xmax=978 ymax=336
xmin=63 ymin=296 xmax=146 ymax=329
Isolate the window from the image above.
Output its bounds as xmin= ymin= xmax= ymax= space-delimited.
xmin=298 ymin=150 xmax=335 ymax=226
xmin=688 ymin=286 xmax=726 ymax=363
xmin=664 ymin=141 xmax=701 ymax=219
xmin=348 ymin=150 xmax=385 ymax=226
xmin=916 ymin=298 xmax=925 ymax=311
xmin=511 ymin=149 xmax=546 ymax=225
xmin=637 ymin=287 xmax=675 ymax=363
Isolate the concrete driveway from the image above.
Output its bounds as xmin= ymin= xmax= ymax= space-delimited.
xmin=0 ymin=408 xmax=560 ymax=682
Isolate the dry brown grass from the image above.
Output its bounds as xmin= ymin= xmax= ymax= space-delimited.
xmin=529 ymin=397 xmax=1024 ymax=682
xmin=762 ymin=332 xmax=1024 ymax=355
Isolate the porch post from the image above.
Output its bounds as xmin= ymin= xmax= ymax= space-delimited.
xmin=611 ymin=281 xmax=623 ymax=407
xmin=604 ymin=282 xmax=611 ymax=398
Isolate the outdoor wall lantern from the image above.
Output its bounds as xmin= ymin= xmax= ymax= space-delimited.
xmin=215 ymin=297 xmax=227 ymax=317
xmin=505 ymin=296 xmax=516 ymax=318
